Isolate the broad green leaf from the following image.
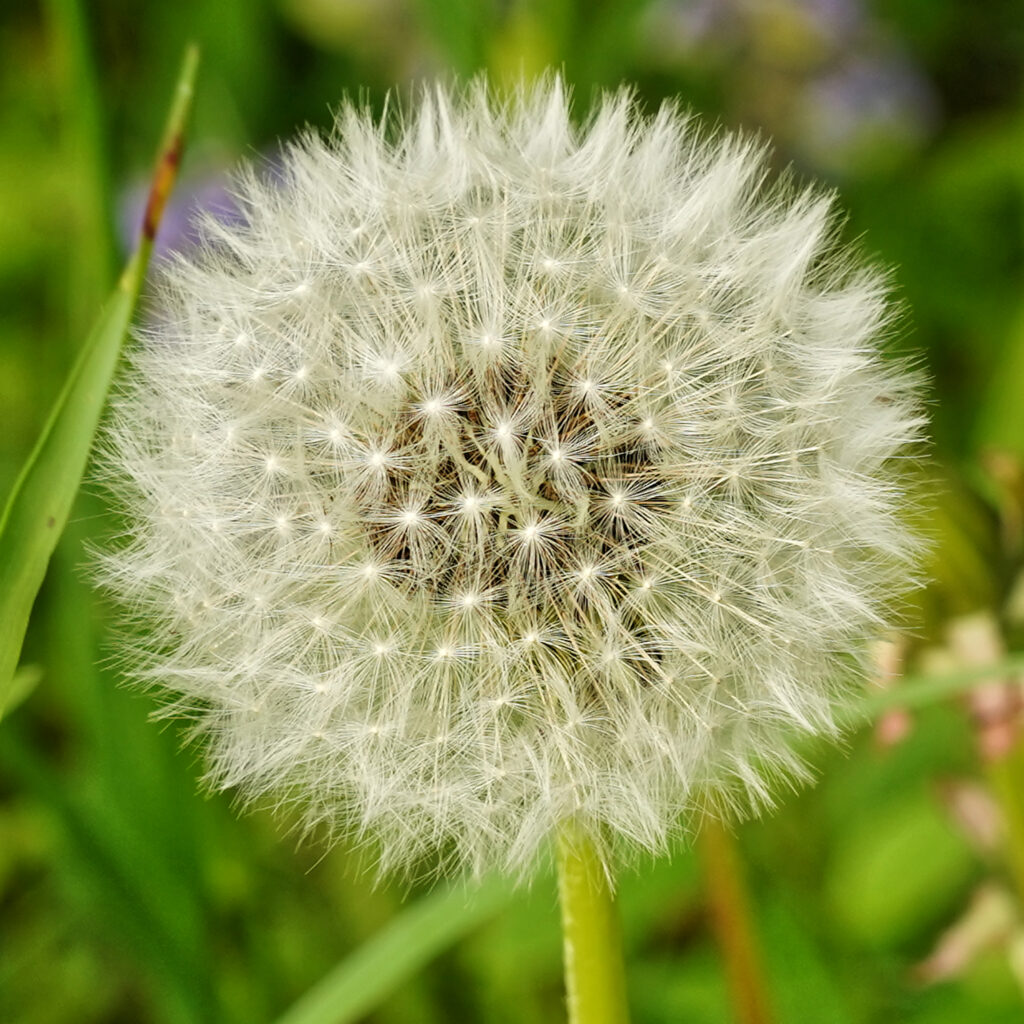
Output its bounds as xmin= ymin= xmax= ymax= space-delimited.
xmin=825 ymin=791 xmax=975 ymax=948
xmin=0 ymin=44 xmax=199 ymax=718
xmin=0 ymin=724 xmax=219 ymax=1022
xmin=273 ymin=874 xmax=517 ymax=1024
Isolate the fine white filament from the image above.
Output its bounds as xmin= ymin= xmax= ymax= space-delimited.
xmin=100 ymin=79 xmax=922 ymax=878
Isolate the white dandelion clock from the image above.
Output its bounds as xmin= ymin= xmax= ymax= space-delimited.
xmin=99 ymin=78 xmax=923 ymax=884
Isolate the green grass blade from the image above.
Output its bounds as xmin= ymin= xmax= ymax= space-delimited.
xmin=0 ymin=725 xmax=220 ymax=1022
xmin=45 ymin=0 xmax=117 ymax=323
xmin=848 ymin=652 xmax=1024 ymax=722
xmin=273 ymin=874 xmax=517 ymax=1024
xmin=4 ymin=664 xmax=44 ymax=716
xmin=0 ymin=44 xmax=199 ymax=718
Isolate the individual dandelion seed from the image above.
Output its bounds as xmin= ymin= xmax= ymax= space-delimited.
xmin=97 ymin=77 xmax=924 ymax=885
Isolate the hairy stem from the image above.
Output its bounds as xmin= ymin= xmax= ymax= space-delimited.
xmin=556 ymin=821 xmax=630 ymax=1024
xmin=699 ymin=817 xmax=774 ymax=1024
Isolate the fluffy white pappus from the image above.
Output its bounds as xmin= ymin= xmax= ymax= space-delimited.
xmin=98 ymin=77 xmax=924 ymax=879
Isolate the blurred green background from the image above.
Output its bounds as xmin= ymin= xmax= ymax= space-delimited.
xmin=1 ymin=1 xmax=1022 ymax=1022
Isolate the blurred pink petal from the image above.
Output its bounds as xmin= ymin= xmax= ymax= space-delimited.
xmin=914 ymin=884 xmax=1017 ymax=984
xmin=936 ymin=779 xmax=1003 ymax=854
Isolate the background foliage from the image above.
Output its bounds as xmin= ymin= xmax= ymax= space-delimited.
xmin=0 ymin=1 xmax=1021 ymax=1021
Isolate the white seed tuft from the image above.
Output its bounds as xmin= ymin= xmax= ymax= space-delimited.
xmin=97 ymin=77 xmax=923 ymax=880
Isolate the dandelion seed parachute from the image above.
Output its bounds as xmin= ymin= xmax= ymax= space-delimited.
xmin=99 ymin=78 xmax=922 ymax=878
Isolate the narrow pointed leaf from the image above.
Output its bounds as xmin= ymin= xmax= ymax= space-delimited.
xmin=0 ymin=43 xmax=199 ymax=717
xmin=274 ymin=874 xmax=516 ymax=1024
xmin=4 ymin=665 xmax=44 ymax=717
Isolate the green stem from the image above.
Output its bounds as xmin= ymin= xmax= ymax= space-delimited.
xmin=556 ymin=821 xmax=630 ymax=1024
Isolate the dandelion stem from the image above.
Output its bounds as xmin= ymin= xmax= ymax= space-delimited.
xmin=556 ymin=821 xmax=630 ymax=1024
xmin=699 ymin=817 xmax=774 ymax=1024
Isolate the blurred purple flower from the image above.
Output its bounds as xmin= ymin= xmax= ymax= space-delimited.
xmin=641 ymin=0 xmax=735 ymax=60
xmin=797 ymin=0 xmax=864 ymax=45
xmin=645 ymin=0 xmax=862 ymax=56
xmin=119 ymin=164 xmax=243 ymax=258
xmin=799 ymin=53 xmax=938 ymax=171
xmin=641 ymin=0 xmax=938 ymax=173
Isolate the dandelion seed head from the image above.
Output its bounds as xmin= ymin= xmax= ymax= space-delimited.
xmin=99 ymin=77 xmax=923 ymax=879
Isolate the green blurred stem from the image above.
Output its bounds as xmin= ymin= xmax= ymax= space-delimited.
xmin=986 ymin=749 xmax=1024 ymax=904
xmin=698 ymin=818 xmax=774 ymax=1024
xmin=556 ymin=821 xmax=630 ymax=1024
